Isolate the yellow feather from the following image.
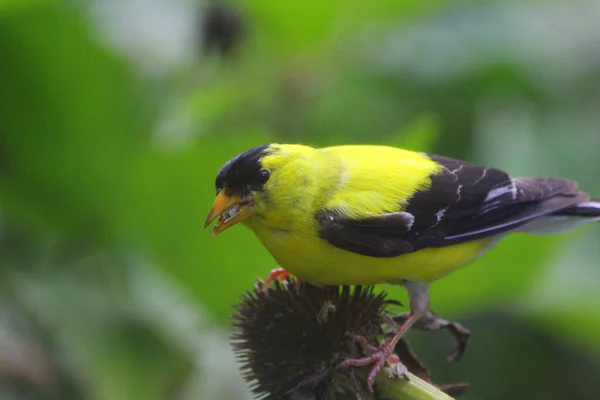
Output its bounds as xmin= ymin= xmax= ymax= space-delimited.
xmin=320 ymin=145 xmax=443 ymax=217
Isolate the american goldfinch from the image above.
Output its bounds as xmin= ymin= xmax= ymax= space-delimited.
xmin=205 ymin=143 xmax=600 ymax=391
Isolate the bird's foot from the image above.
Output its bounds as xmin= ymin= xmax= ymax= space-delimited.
xmin=260 ymin=267 xmax=289 ymax=291
xmin=260 ymin=267 xmax=302 ymax=292
xmin=393 ymin=310 xmax=471 ymax=362
xmin=340 ymin=334 xmax=409 ymax=393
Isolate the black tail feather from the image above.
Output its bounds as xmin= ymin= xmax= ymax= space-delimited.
xmin=555 ymin=200 xmax=600 ymax=218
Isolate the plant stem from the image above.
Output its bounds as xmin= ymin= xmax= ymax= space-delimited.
xmin=375 ymin=368 xmax=454 ymax=400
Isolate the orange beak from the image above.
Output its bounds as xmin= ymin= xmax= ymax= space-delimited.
xmin=204 ymin=191 xmax=254 ymax=237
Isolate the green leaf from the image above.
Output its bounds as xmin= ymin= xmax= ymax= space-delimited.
xmin=0 ymin=4 xmax=138 ymax=237
xmin=242 ymin=0 xmax=447 ymax=54
xmin=0 ymin=0 xmax=55 ymax=14
xmin=387 ymin=115 xmax=440 ymax=151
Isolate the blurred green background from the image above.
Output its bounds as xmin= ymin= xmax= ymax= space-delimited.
xmin=2 ymin=0 xmax=600 ymax=399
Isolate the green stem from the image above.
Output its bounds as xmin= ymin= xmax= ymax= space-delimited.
xmin=375 ymin=368 xmax=454 ymax=400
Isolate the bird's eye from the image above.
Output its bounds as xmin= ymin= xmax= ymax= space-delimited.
xmin=259 ymin=169 xmax=270 ymax=180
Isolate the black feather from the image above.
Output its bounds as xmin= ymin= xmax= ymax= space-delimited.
xmin=316 ymin=211 xmax=414 ymax=257
xmin=316 ymin=154 xmax=587 ymax=258
xmin=554 ymin=200 xmax=600 ymax=218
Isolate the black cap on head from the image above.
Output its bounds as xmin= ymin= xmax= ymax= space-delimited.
xmin=215 ymin=144 xmax=271 ymax=196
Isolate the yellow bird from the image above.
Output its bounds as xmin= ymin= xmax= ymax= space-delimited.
xmin=205 ymin=143 xmax=600 ymax=391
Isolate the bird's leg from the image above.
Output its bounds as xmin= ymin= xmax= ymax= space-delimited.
xmin=260 ymin=267 xmax=289 ymax=291
xmin=393 ymin=310 xmax=471 ymax=362
xmin=339 ymin=281 xmax=430 ymax=393
xmin=260 ymin=267 xmax=303 ymax=292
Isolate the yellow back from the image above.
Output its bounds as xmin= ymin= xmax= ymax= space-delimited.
xmin=319 ymin=145 xmax=441 ymax=217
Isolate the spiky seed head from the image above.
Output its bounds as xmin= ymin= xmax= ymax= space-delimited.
xmin=231 ymin=280 xmax=400 ymax=399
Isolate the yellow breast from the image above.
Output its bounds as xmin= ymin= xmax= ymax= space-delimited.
xmin=251 ymin=225 xmax=493 ymax=285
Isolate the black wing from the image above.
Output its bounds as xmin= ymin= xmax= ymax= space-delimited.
xmin=316 ymin=154 xmax=587 ymax=258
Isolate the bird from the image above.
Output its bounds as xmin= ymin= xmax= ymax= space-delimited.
xmin=204 ymin=143 xmax=600 ymax=392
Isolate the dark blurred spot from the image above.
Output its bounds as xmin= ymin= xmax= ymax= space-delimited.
xmin=200 ymin=3 xmax=246 ymax=57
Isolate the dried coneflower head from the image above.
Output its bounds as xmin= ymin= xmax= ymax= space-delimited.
xmin=231 ymin=279 xmax=468 ymax=399
xmin=231 ymin=279 xmax=396 ymax=399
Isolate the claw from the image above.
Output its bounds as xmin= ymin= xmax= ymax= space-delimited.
xmin=340 ymin=349 xmax=389 ymax=391
xmin=260 ymin=268 xmax=291 ymax=292
xmin=347 ymin=333 xmax=379 ymax=354
xmin=340 ymin=313 xmax=419 ymax=392
xmin=393 ymin=310 xmax=471 ymax=362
